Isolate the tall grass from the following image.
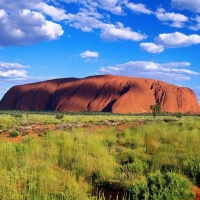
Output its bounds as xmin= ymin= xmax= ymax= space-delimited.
xmin=0 ymin=113 xmax=199 ymax=199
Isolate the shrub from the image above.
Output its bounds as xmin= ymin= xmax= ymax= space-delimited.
xmin=55 ymin=113 xmax=64 ymax=119
xmin=125 ymin=160 xmax=149 ymax=175
xmin=102 ymin=138 xmax=115 ymax=148
xmin=11 ymin=113 xmax=23 ymax=118
xmin=22 ymin=136 xmax=33 ymax=143
xmin=9 ymin=130 xmax=19 ymax=137
xmin=22 ymin=131 xmax=29 ymax=136
xmin=0 ymin=124 xmax=4 ymax=129
xmin=44 ymin=130 xmax=52 ymax=136
xmin=175 ymin=112 xmax=183 ymax=118
xmin=127 ymin=172 xmax=194 ymax=200
xmin=183 ymin=158 xmax=200 ymax=186
xmin=147 ymin=172 xmax=194 ymax=200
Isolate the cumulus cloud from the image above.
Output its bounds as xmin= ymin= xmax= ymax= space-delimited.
xmin=0 ymin=62 xmax=28 ymax=78
xmin=101 ymin=22 xmax=147 ymax=41
xmin=141 ymin=32 xmax=200 ymax=53
xmin=80 ymin=50 xmax=99 ymax=59
xmin=140 ymin=43 xmax=164 ymax=53
xmin=171 ymin=0 xmax=200 ymax=13
xmin=0 ymin=0 xmax=148 ymax=45
xmin=156 ymin=8 xmax=188 ymax=22
xmin=161 ymin=62 xmax=190 ymax=68
xmin=99 ymin=61 xmax=200 ymax=82
xmin=126 ymin=2 xmax=152 ymax=14
xmin=68 ymin=11 xmax=103 ymax=32
xmin=36 ymin=2 xmax=68 ymax=21
xmin=0 ymin=60 xmax=56 ymax=99
xmin=59 ymin=0 xmax=78 ymax=3
xmin=63 ymin=6 xmax=146 ymax=42
xmin=57 ymin=0 xmax=123 ymax=14
xmin=0 ymin=8 xmax=64 ymax=46
xmin=190 ymin=16 xmax=200 ymax=31
xmin=0 ymin=62 xmax=29 ymax=70
xmin=155 ymin=32 xmax=200 ymax=48
xmin=155 ymin=8 xmax=188 ymax=28
xmin=98 ymin=0 xmax=123 ymax=14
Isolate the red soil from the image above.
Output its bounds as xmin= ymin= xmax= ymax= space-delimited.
xmin=193 ymin=187 xmax=200 ymax=200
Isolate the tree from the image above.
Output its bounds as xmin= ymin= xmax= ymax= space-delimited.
xmin=150 ymin=104 xmax=161 ymax=117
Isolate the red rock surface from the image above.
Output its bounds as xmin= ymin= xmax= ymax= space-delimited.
xmin=0 ymin=75 xmax=199 ymax=114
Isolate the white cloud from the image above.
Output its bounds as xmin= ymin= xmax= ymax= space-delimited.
xmin=68 ymin=11 xmax=103 ymax=32
xmin=126 ymin=2 xmax=152 ymax=14
xmin=0 ymin=70 xmax=27 ymax=78
xmin=156 ymin=8 xmax=188 ymax=22
xmin=99 ymin=61 xmax=200 ymax=82
xmin=172 ymin=0 xmax=200 ymax=13
xmin=36 ymin=2 xmax=68 ymax=21
xmin=0 ymin=8 xmax=63 ymax=46
xmin=161 ymin=62 xmax=190 ymax=68
xmin=101 ymin=23 xmax=147 ymax=41
xmin=170 ymin=21 xmax=185 ymax=28
xmin=140 ymin=43 xmax=164 ymax=53
xmin=60 ymin=0 xmax=78 ymax=3
xmin=0 ymin=61 xmax=28 ymax=78
xmin=65 ymin=7 xmax=147 ymax=42
xmin=142 ymin=32 xmax=200 ymax=53
xmin=0 ymin=60 xmax=56 ymax=99
xmin=0 ymin=0 xmax=148 ymax=45
xmin=98 ymin=0 xmax=123 ymax=14
xmin=190 ymin=16 xmax=200 ymax=31
xmin=0 ymin=62 xmax=29 ymax=70
xmin=155 ymin=32 xmax=200 ymax=48
xmin=80 ymin=50 xmax=99 ymax=59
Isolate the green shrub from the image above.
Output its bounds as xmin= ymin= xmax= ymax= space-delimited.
xmin=0 ymin=124 xmax=4 ymax=129
xmin=102 ymin=138 xmax=115 ymax=148
xmin=176 ymin=112 xmax=183 ymax=118
xmin=127 ymin=172 xmax=194 ymax=200
xmin=125 ymin=160 xmax=149 ymax=175
xmin=22 ymin=136 xmax=33 ymax=144
xmin=183 ymin=158 xmax=200 ymax=186
xmin=11 ymin=113 xmax=23 ymax=118
xmin=55 ymin=113 xmax=64 ymax=119
xmin=22 ymin=131 xmax=29 ymax=136
xmin=9 ymin=130 xmax=19 ymax=137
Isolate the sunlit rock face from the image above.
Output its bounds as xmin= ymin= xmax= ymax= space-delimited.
xmin=0 ymin=75 xmax=199 ymax=114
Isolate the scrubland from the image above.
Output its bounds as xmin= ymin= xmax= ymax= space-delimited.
xmin=0 ymin=111 xmax=199 ymax=199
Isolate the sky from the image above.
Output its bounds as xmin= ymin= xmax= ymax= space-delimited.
xmin=0 ymin=0 xmax=200 ymax=103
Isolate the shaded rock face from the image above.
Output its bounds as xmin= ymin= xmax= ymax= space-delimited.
xmin=0 ymin=75 xmax=199 ymax=114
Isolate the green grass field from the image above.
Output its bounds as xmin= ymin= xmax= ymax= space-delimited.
xmin=0 ymin=111 xmax=199 ymax=199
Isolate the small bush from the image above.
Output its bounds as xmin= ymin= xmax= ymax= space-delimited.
xmin=175 ymin=112 xmax=183 ymax=118
xmin=22 ymin=131 xmax=29 ymax=136
xmin=0 ymin=124 xmax=4 ymax=129
xmin=11 ymin=113 xmax=23 ymax=118
xmin=55 ymin=113 xmax=64 ymax=119
xmin=9 ymin=130 xmax=19 ymax=137
xmin=102 ymin=138 xmax=115 ymax=148
xmin=22 ymin=136 xmax=33 ymax=143
xmin=44 ymin=130 xmax=52 ymax=136
xmin=127 ymin=172 xmax=194 ymax=200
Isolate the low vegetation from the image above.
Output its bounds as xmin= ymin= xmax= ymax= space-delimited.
xmin=0 ymin=111 xmax=199 ymax=199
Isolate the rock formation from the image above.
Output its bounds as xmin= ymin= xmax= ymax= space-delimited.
xmin=0 ymin=75 xmax=199 ymax=114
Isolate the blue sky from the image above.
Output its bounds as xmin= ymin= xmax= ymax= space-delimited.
xmin=0 ymin=0 xmax=200 ymax=102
